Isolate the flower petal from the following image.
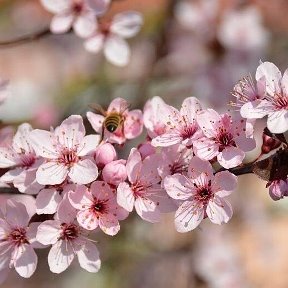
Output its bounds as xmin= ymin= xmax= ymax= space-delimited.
xmin=68 ymin=159 xmax=98 ymax=184
xmin=73 ymin=12 xmax=97 ymax=38
xmin=40 ymin=0 xmax=71 ymax=13
xmin=213 ymin=171 xmax=237 ymax=197
xmin=36 ymin=220 xmax=61 ymax=245
xmin=206 ymin=197 xmax=233 ymax=225
xmin=217 ymin=147 xmax=245 ymax=169
xmin=50 ymin=13 xmax=74 ymax=34
xmin=135 ymin=197 xmax=160 ymax=223
xmin=267 ymin=110 xmax=288 ymax=134
xmin=117 ymin=182 xmax=135 ymax=212
xmin=164 ymin=174 xmax=193 ymax=200
xmin=36 ymin=189 xmax=62 ymax=214
xmin=84 ymin=34 xmax=105 ymax=54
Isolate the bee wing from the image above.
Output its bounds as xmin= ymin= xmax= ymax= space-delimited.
xmin=89 ymin=103 xmax=107 ymax=116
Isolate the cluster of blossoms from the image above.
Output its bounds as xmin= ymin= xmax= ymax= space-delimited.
xmin=0 ymin=61 xmax=287 ymax=283
xmin=40 ymin=0 xmax=143 ymax=66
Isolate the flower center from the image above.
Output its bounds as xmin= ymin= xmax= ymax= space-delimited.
xmin=169 ymin=161 xmax=188 ymax=175
xmin=20 ymin=153 xmax=36 ymax=168
xmin=60 ymin=223 xmax=79 ymax=241
xmin=91 ymin=199 xmax=108 ymax=216
xmin=72 ymin=1 xmax=83 ymax=14
xmin=8 ymin=228 xmax=29 ymax=247
xmin=59 ymin=148 xmax=78 ymax=167
xmin=181 ymin=124 xmax=197 ymax=140
xmin=194 ymin=186 xmax=213 ymax=205
xmin=132 ymin=181 xmax=146 ymax=198
xmin=216 ymin=130 xmax=235 ymax=151
xmin=274 ymin=93 xmax=288 ymax=110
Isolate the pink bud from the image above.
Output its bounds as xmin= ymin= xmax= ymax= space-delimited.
xmin=138 ymin=141 xmax=156 ymax=159
xmin=94 ymin=143 xmax=117 ymax=168
xmin=102 ymin=160 xmax=127 ymax=186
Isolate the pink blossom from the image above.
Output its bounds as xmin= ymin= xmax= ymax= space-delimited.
xmin=36 ymin=195 xmax=101 ymax=274
xmin=158 ymin=144 xmax=193 ymax=180
xmin=117 ymin=148 xmax=175 ymax=223
xmin=164 ymin=157 xmax=237 ymax=232
xmin=41 ymin=0 xmax=109 ymax=38
xmin=137 ymin=141 xmax=156 ymax=159
xmin=94 ymin=142 xmax=116 ymax=168
xmin=30 ymin=115 xmax=100 ymax=185
xmin=151 ymin=97 xmax=203 ymax=148
xmin=0 ymin=200 xmax=40 ymax=278
xmin=268 ymin=179 xmax=288 ymax=201
xmin=143 ymin=96 xmax=171 ymax=138
xmin=87 ymin=97 xmax=143 ymax=144
xmin=241 ymin=62 xmax=288 ymax=133
xmin=84 ymin=11 xmax=143 ymax=66
xmin=0 ymin=123 xmax=43 ymax=194
xmin=194 ymin=109 xmax=256 ymax=169
xmin=102 ymin=160 xmax=127 ymax=186
xmin=69 ymin=182 xmax=128 ymax=235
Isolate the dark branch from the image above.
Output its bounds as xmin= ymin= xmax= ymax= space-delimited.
xmin=0 ymin=28 xmax=51 ymax=48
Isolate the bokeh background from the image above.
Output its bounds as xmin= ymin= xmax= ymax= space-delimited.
xmin=1 ymin=0 xmax=288 ymax=287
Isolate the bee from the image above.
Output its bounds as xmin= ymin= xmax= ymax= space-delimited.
xmin=89 ymin=101 xmax=130 ymax=137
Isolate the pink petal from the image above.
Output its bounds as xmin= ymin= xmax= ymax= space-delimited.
xmin=36 ymin=220 xmax=61 ymax=245
xmin=104 ymin=35 xmax=130 ymax=66
xmin=6 ymin=200 xmax=30 ymax=227
xmin=107 ymin=97 xmax=129 ymax=113
xmin=86 ymin=112 xmax=105 ymax=133
xmin=68 ymin=159 xmax=98 ymax=184
xmin=151 ymin=131 xmax=182 ymax=147
xmin=0 ymin=219 xmax=10 ymax=238
xmin=281 ymin=68 xmax=288 ymax=96
xmin=75 ymin=240 xmax=101 ymax=272
xmin=213 ymin=171 xmax=237 ymax=197
xmin=174 ymin=201 xmax=204 ymax=232
xmin=50 ymin=13 xmax=74 ymax=34
xmin=240 ymin=99 xmax=272 ymax=119
xmin=48 ymin=240 xmax=74 ymax=273
xmin=36 ymin=189 xmax=62 ymax=214
xmin=126 ymin=148 xmax=142 ymax=183
xmin=40 ymin=0 xmax=70 ymax=13
xmin=12 ymin=123 xmax=33 ymax=154
xmin=26 ymin=222 xmax=46 ymax=249
xmin=193 ymin=138 xmax=219 ymax=160
xmin=84 ymin=34 xmax=105 ymax=54
xmin=117 ymin=182 xmax=135 ymax=212
xmin=55 ymin=115 xmax=85 ymax=149
xmin=99 ymin=214 xmax=120 ymax=236
xmin=77 ymin=135 xmax=101 ymax=157
xmin=217 ymin=147 xmax=245 ymax=169
xmin=164 ymin=174 xmax=193 ymax=200
xmin=29 ymin=130 xmax=59 ymax=159
xmin=110 ymin=11 xmax=143 ymax=38
xmin=73 ymin=12 xmax=97 ymax=38
xmin=134 ymin=198 xmax=160 ymax=223
xmin=56 ymin=194 xmax=77 ymax=223
xmin=206 ymin=197 xmax=233 ymax=225
xmin=36 ymin=161 xmax=68 ymax=185
xmin=267 ymin=110 xmax=288 ymax=134
xmin=77 ymin=209 xmax=99 ymax=230
xmin=0 ymin=147 xmax=18 ymax=168
xmin=124 ymin=109 xmax=143 ymax=139
xmin=196 ymin=109 xmax=220 ymax=138
xmin=256 ymin=61 xmax=282 ymax=95
xmin=235 ymin=135 xmax=256 ymax=152
xmin=187 ymin=156 xmax=213 ymax=179
xmin=140 ymin=153 xmax=161 ymax=184
xmin=180 ymin=97 xmax=202 ymax=123
xmin=14 ymin=244 xmax=37 ymax=278
xmin=68 ymin=185 xmax=90 ymax=210
xmin=86 ymin=0 xmax=111 ymax=15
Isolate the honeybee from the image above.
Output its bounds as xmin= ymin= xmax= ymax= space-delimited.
xmin=89 ymin=100 xmax=130 ymax=138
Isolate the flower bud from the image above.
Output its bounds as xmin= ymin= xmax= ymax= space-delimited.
xmin=94 ymin=143 xmax=117 ymax=168
xmin=102 ymin=160 xmax=127 ymax=186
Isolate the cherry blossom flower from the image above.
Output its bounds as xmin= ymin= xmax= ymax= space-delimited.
xmin=164 ymin=157 xmax=237 ymax=232
xmin=0 ymin=123 xmax=43 ymax=194
xmin=241 ymin=62 xmax=288 ymax=133
xmin=0 ymin=200 xmax=40 ymax=278
xmin=30 ymin=115 xmax=100 ymax=185
xmin=84 ymin=11 xmax=143 ymax=66
xmin=87 ymin=97 xmax=143 ymax=144
xmin=41 ymin=0 xmax=110 ymax=38
xmin=194 ymin=109 xmax=256 ymax=169
xmin=0 ymin=79 xmax=9 ymax=105
xmin=158 ymin=144 xmax=193 ymax=180
xmin=94 ymin=142 xmax=116 ymax=168
xmin=36 ymin=195 xmax=101 ymax=274
xmin=117 ymin=148 xmax=175 ymax=223
xmin=69 ymin=182 xmax=128 ymax=235
xmin=102 ymin=160 xmax=127 ymax=186
xmin=151 ymin=97 xmax=203 ymax=148
xmin=143 ymin=96 xmax=171 ymax=139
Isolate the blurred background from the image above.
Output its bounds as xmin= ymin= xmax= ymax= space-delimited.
xmin=1 ymin=0 xmax=288 ymax=287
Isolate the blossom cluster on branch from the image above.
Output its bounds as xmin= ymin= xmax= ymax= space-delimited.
xmin=0 ymin=59 xmax=287 ymax=283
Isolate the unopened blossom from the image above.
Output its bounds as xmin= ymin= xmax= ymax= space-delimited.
xmin=117 ymin=148 xmax=175 ymax=223
xmin=69 ymin=182 xmax=128 ymax=235
xmin=41 ymin=0 xmax=110 ymax=38
xmin=84 ymin=11 xmax=143 ymax=66
xmin=0 ymin=79 xmax=9 ymax=105
xmin=94 ymin=142 xmax=116 ymax=168
xmin=30 ymin=115 xmax=100 ymax=185
xmin=194 ymin=109 xmax=256 ymax=169
xmin=151 ymin=97 xmax=203 ymax=148
xmin=164 ymin=157 xmax=237 ymax=232
xmin=0 ymin=200 xmax=41 ymax=278
xmin=0 ymin=123 xmax=43 ymax=194
xmin=158 ymin=144 xmax=193 ymax=180
xmin=87 ymin=97 xmax=143 ymax=144
xmin=37 ymin=195 xmax=101 ymax=274
xmin=268 ymin=179 xmax=288 ymax=201
xmin=102 ymin=160 xmax=127 ymax=186
xmin=143 ymin=96 xmax=171 ymax=138
xmin=241 ymin=62 xmax=288 ymax=133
